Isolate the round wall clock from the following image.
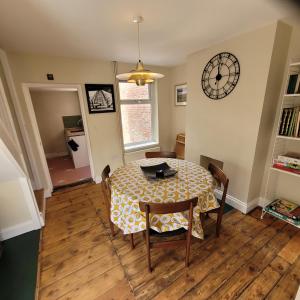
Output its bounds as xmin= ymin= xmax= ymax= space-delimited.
xmin=201 ymin=52 xmax=240 ymax=100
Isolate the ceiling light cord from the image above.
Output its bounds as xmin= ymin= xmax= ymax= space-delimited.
xmin=137 ymin=21 xmax=141 ymax=61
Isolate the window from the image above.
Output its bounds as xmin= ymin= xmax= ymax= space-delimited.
xmin=119 ymin=82 xmax=158 ymax=150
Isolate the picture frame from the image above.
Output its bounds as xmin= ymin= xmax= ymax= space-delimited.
xmin=175 ymin=83 xmax=187 ymax=106
xmin=85 ymin=84 xmax=116 ymax=113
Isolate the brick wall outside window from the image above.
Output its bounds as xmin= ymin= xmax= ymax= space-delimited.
xmin=119 ymin=82 xmax=153 ymax=146
xmin=121 ymin=104 xmax=152 ymax=144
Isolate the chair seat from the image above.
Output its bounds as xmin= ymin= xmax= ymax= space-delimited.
xmin=149 ymin=227 xmax=187 ymax=237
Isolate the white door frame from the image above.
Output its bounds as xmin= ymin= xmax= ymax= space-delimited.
xmin=22 ymin=83 xmax=95 ymax=196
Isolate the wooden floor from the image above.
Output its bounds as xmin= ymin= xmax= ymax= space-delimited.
xmin=38 ymin=183 xmax=300 ymax=300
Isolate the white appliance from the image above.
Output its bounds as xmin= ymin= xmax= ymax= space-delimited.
xmin=68 ymin=135 xmax=89 ymax=168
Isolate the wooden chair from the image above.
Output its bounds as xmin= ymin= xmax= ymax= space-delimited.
xmin=101 ymin=165 xmax=115 ymax=237
xmin=139 ymin=198 xmax=198 ymax=272
xmin=145 ymin=151 xmax=177 ymax=158
xmin=200 ymin=163 xmax=229 ymax=237
xmin=101 ymin=165 xmax=135 ymax=248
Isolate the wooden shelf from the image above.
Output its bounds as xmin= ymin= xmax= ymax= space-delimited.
xmin=270 ymin=167 xmax=300 ymax=178
xmin=284 ymin=94 xmax=300 ymax=97
xmin=276 ymin=135 xmax=300 ymax=141
xmin=289 ymin=62 xmax=300 ymax=67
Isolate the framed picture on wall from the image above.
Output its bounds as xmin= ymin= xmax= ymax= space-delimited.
xmin=85 ymin=84 xmax=116 ymax=113
xmin=175 ymin=83 xmax=187 ymax=106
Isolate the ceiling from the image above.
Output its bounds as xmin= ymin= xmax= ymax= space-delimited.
xmin=0 ymin=0 xmax=297 ymax=66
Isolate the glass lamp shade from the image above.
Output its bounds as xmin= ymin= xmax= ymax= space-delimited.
xmin=116 ymin=60 xmax=164 ymax=86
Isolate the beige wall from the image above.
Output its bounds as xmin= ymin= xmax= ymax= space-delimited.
xmin=259 ymin=21 xmax=300 ymax=205
xmin=185 ymin=23 xmax=279 ymax=203
xmin=248 ymin=22 xmax=292 ymax=203
xmin=169 ymin=64 xmax=187 ymax=150
xmin=0 ymin=179 xmax=31 ymax=229
xmin=6 ymin=53 xmax=172 ymax=188
xmin=31 ymin=90 xmax=81 ymax=156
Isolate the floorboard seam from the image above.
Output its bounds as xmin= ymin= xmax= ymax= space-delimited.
xmin=205 ymin=223 xmax=291 ymax=300
xmin=95 ymin=200 xmax=137 ymax=299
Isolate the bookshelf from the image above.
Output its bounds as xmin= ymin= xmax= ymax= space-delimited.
xmin=276 ymin=135 xmax=300 ymax=141
xmin=262 ymin=60 xmax=300 ymax=227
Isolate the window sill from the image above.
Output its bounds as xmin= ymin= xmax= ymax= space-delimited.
xmin=124 ymin=142 xmax=159 ymax=153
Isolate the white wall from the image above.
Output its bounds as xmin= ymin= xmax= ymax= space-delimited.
xmin=6 ymin=54 xmax=172 ymax=189
xmin=185 ymin=23 xmax=280 ymax=204
xmin=31 ymin=90 xmax=81 ymax=157
xmin=248 ymin=22 xmax=292 ymax=203
xmin=0 ymin=137 xmax=41 ymax=240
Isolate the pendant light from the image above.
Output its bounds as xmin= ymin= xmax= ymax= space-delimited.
xmin=116 ymin=16 xmax=164 ymax=86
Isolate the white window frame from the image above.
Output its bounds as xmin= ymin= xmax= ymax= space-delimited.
xmin=119 ymin=82 xmax=159 ymax=152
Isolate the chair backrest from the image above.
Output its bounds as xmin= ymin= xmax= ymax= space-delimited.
xmin=208 ymin=163 xmax=229 ymax=205
xmin=145 ymin=151 xmax=177 ymax=159
xmin=139 ymin=198 xmax=198 ymax=214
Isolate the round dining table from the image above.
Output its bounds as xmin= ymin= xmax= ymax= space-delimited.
xmin=110 ymin=158 xmax=219 ymax=239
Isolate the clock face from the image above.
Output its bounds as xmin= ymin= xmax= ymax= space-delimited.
xmin=201 ymin=52 xmax=240 ymax=100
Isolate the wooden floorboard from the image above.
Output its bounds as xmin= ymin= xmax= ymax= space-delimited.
xmin=38 ymin=184 xmax=300 ymax=300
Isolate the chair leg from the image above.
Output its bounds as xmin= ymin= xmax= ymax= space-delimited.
xmin=200 ymin=212 xmax=205 ymax=234
xmin=216 ymin=210 xmax=223 ymax=237
xmin=145 ymin=230 xmax=152 ymax=272
xmin=130 ymin=233 xmax=135 ymax=249
xmin=109 ymin=220 xmax=115 ymax=236
xmin=185 ymin=232 xmax=192 ymax=267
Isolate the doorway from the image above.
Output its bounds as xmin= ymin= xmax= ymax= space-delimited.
xmin=23 ymin=84 xmax=95 ymax=194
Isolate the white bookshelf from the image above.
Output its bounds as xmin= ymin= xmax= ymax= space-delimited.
xmin=270 ymin=167 xmax=300 ymax=178
xmin=262 ymin=60 xmax=300 ymax=226
xmin=276 ymin=135 xmax=300 ymax=141
xmin=284 ymin=94 xmax=300 ymax=97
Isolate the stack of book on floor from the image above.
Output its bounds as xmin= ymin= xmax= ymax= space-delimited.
xmin=273 ymin=152 xmax=300 ymax=175
xmin=264 ymin=198 xmax=300 ymax=226
xmin=278 ymin=106 xmax=300 ymax=137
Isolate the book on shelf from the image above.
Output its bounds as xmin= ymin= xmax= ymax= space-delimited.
xmin=287 ymin=73 xmax=299 ymax=94
xmin=278 ymin=106 xmax=300 ymax=137
xmin=264 ymin=199 xmax=300 ymax=223
xmin=273 ymin=162 xmax=300 ymax=175
xmin=277 ymin=152 xmax=300 ymax=166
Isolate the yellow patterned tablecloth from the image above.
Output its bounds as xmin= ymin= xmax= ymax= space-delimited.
xmin=110 ymin=158 xmax=219 ymax=239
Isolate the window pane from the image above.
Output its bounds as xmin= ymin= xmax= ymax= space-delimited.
xmin=121 ymin=103 xmax=152 ymax=145
xmin=119 ymin=82 xmax=150 ymax=100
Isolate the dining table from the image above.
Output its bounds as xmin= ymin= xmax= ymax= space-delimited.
xmin=110 ymin=158 xmax=219 ymax=239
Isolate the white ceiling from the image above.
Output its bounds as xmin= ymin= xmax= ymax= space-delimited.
xmin=0 ymin=0 xmax=297 ymax=66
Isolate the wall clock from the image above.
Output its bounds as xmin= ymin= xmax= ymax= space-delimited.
xmin=201 ymin=52 xmax=240 ymax=100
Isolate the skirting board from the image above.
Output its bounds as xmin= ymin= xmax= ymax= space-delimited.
xmin=0 ymin=220 xmax=37 ymax=241
xmin=215 ymin=189 xmax=260 ymax=214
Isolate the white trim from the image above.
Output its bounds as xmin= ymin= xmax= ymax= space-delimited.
xmin=45 ymin=151 xmax=68 ymax=159
xmin=0 ymin=220 xmax=37 ymax=241
xmin=21 ymin=83 xmax=96 ymax=195
xmin=0 ymin=78 xmax=20 ymax=150
xmin=215 ymin=189 xmax=259 ymax=214
xmin=0 ymin=48 xmax=28 ymax=175
xmin=0 ymin=49 xmax=39 ymax=184
xmin=124 ymin=142 xmax=159 ymax=153
xmin=22 ymin=84 xmax=53 ymax=192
